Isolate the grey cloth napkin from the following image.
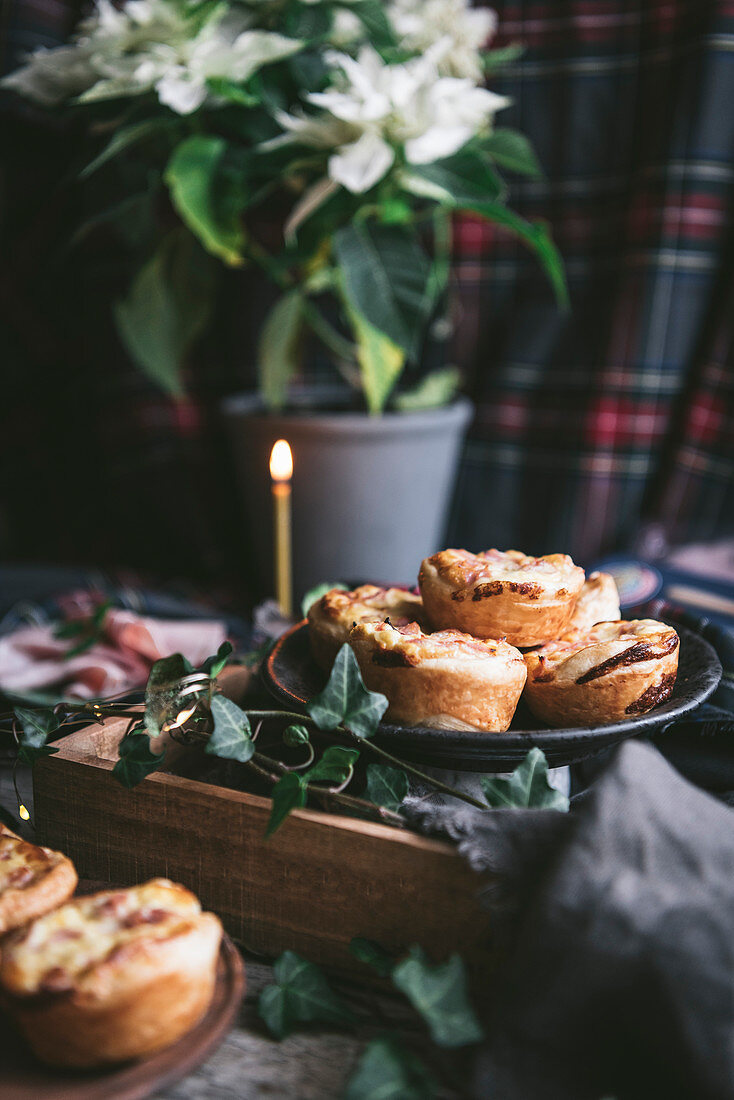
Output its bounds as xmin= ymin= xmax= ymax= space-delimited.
xmin=405 ymin=741 xmax=734 ymax=1100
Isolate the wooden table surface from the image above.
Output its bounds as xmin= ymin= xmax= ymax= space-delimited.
xmin=0 ymin=761 xmax=461 ymax=1100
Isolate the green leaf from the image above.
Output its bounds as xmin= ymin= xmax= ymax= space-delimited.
xmin=114 ymin=230 xmax=216 ymax=396
xmin=259 ymin=950 xmax=355 ymax=1039
xmin=17 ymin=744 xmax=59 ymax=767
xmin=205 ymin=695 xmax=254 ymax=763
xmin=348 ymin=0 xmax=398 ymax=49
xmin=401 ymin=148 xmax=504 ymax=206
xmin=258 ymin=290 xmax=303 ymax=410
xmin=464 ymin=201 xmax=569 ymax=308
xmin=307 ymin=644 xmax=388 ymax=739
xmin=205 ymin=76 xmax=259 ymax=107
xmin=303 ymin=745 xmax=359 ymax=786
xmin=241 ymin=637 xmax=275 ymax=668
xmin=165 ymin=135 xmax=245 ymax=266
xmin=484 ymin=128 xmax=543 ymax=178
xmin=392 ymin=947 xmax=483 ymax=1049
xmin=334 ymin=222 xmax=436 ymax=358
xmin=364 ymin=764 xmax=408 ymax=812
xmin=349 ymin=937 xmax=395 ymax=978
xmin=144 ymin=653 xmax=191 ymax=738
xmin=480 ymin=747 xmax=569 ymax=811
xmin=482 ymin=42 xmax=525 ymax=73
xmin=283 ymin=723 xmax=310 ymax=747
xmin=394 ymin=367 xmax=461 ymax=412
xmin=345 ymin=1037 xmax=435 ymax=1100
xmin=200 ymin=640 xmax=233 ymax=678
xmin=81 ymin=119 xmax=175 ymax=178
xmin=350 ymin=306 xmax=406 ymax=415
xmin=266 ymin=771 xmax=307 ymax=837
xmin=14 ymin=707 xmax=60 ymax=749
xmin=113 ymin=729 xmax=165 ymax=788
xmin=301 ymin=581 xmax=348 ymax=618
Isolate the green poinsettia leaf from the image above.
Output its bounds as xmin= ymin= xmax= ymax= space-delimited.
xmin=165 ymin=135 xmax=245 ymax=266
xmin=205 ymin=695 xmax=254 ymax=763
xmin=350 ymin=305 xmax=406 ymax=415
xmin=345 ymin=1037 xmax=435 ymax=1100
xmin=302 ymin=745 xmax=359 ymax=786
xmin=266 ymin=772 xmax=307 ymax=837
xmin=482 ymin=42 xmax=525 ymax=73
xmin=392 ymin=947 xmax=483 ymax=1049
xmin=349 ymin=937 xmax=396 ymax=979
xmin=144 ymin=653 xmax=192 ymax=738
xmin=364 ymin=764 xmax=409 ymax=812
xmin=258 ymin=289 xmax=304 ymax=410
xmin=258 ymin=950 xmax=356 ymax=1039
xmin=113 ymin=729 xmax=166 ymax=789
xmin=484 ymin=128 xmax=543 ymax=179
xmin=283 ymin=723 xmax=310 ymax=748
xmin=401 ymin=147 xmax=504 ymax=206
xmin=301 ymin=581 xmax=348 ymax=619
xmin=307 ymin=644 xmax=388 ymax=739
xmin=14 ymin=706 xmax=60 ymax=749
xmin=200 ymin=640 xmax=234 ymax=678
xmin=480 ymin=747 xmax=569 ymax=811
xmin=394 ymin=367 xmax=461 ymax=412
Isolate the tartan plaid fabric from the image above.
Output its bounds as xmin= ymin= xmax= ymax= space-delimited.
xmin=1 ymin=0 xmax=733 ymax=594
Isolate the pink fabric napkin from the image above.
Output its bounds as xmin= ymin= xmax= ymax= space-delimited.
xmin=0 ymin=606 xmax=227 ymax=699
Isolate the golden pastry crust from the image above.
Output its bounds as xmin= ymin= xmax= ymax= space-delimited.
xmin=308 ymin=584 xmax=425 ymax=669
xmin=0 ymin=832 xmax=78 ymax=935
xmin=0 ymin=878 xmax=222 ymax=1068
xmin=419 ymin=549 xmax=585 ymax=647
xmin=568 ymin=571 xmax=621 ymax=631
xmin=349 ymin=620 xmax=527 ymax=732
xmin=523 ymin=619 xmax=679 ymax=727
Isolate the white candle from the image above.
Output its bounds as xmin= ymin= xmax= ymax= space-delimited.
xmin=269 ymin=439 xmax=293 ymax=617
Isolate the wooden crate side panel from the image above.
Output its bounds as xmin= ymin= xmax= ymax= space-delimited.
xmin=34 ymin=757 xmax=492 ymax=977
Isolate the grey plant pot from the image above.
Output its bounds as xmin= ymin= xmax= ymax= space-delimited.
xmin=221 ymin=389 xmax=473 ymax=601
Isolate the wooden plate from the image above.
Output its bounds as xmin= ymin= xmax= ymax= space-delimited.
xmin=263 ymin=621 xmax=722 ymax=771
xmin=0 ymin=921 xmax=244 ymax=1100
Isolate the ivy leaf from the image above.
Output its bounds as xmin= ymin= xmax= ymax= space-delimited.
xmin=266 ymin=772 xmax=307 ymax=837
xmin=17 ymin=744 xmax=59 ymax=767
xmin=165 ymin=135 xmax=245 ymax=266
xmin=349 ymin=937 xmax=395 ymax=979
xmin=484 ymin=128 xmax=543 ymax=179
xmin=144 ymin=653 xmax=192 ymax=738
xmin=258 ymin=290 xmax=303 ymax=410
xmin=392 ymin=947 xmax=483 ymax=1049
xmin=307 ymin=644 xmax=388 ymax=739
xmin=258 ymin=950 xmax=355 ymax=1039
xmin=345 ymin=1037 xmax=435 ymax=1100
xmin=113 ymin=729 xmax=165 ymax=789
xmin=301 ymin=581 xmax=348 ymax=618
xmin=205 ymin=696 xmax=254 ymax=763
xmin=283 ymin=723 xmax=310 ymax=747
xmin=200 ymin=640 xmax=233 ymax=678
xmin=302 ymin=745 xmax=359 ymax=786
xmin=14 ymin=707 xmax=60 ymax=749
xmin=480 ymin=747 xmax=569 ymax=811
xmin=394 ymin=367 xmax=461 ymax=412
xmin=364 ymin=764 xmax=408 ymax=813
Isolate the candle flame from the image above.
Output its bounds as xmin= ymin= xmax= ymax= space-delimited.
xmin=270 ymin=439 xmax=293 ymax=482
xmin=162 ymin=705 xmax=196 ymax=733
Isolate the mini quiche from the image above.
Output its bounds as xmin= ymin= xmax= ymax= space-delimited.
xmin=349 ymin=620 xmax=527 ymax=732
xmin=307 ymin=584 xmax=425 ymax=669
xmin=0 ymin=878 xmax=222 ymax=1068
xmin=523 ymin=619 xmax=679 ymax=727
xmin=0 ymin=829 xmax=77 ymax=934
xmin=419 ymin=548 xmax=585 ymax=647
xmin=568 ymin=571 xmax=621 ymax=631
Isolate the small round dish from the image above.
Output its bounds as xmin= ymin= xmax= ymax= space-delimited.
xmin=263 ymin=621 xmax=721 ymax=771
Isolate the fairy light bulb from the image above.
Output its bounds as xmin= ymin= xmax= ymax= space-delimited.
xmin=18 ymin=804 xmax=30 ymax=821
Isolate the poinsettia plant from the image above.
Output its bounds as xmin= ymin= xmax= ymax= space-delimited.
xmin=4 ymin=0 xmax=566 ymax=413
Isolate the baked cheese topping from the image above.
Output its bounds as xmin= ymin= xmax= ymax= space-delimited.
xmin=426 ymin=549 xmax=585 ymax=597
xmin=313 ymin=585 xmax=424 ymax=628
xmin=0 ymin=835 xmax=57 ymax=893
xmin=2 ymin=879 xmax=200 ymax=994
xmin=351 ymin=620 xmax=524 ymax=666
xmin=528 ymin=620 xmax=679 ymax=681
xmin=569 ymin=572 xmax=620 ymax=628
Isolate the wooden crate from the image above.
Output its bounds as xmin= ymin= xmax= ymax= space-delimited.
xmin=33 ymin=693 xmax=492 ymax=979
